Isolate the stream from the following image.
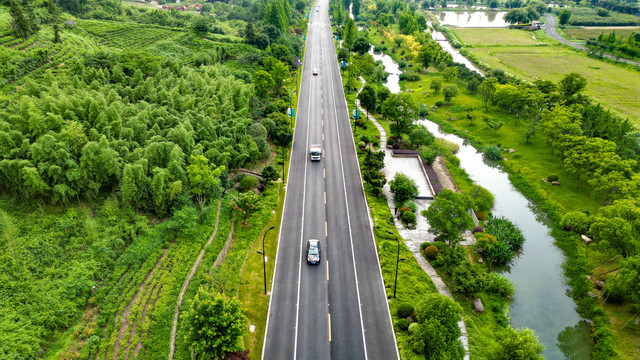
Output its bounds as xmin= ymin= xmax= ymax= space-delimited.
xmin=358 ymin=9 xmax=594 ymax=358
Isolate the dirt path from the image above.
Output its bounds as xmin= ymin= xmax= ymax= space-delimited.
xmin=167 ymin=200 xmax=223 ymax=360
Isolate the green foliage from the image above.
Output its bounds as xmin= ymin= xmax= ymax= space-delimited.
xmin=559 ymin=10 xmax=571 ymax=26
xmin=430 ymin=78 xmax=442 ymax=93
xmin=187 ymin=155 xmax=224 ymax=210
xmin=397 ymin=318 xmax=411 ymax=330
xmin=559 ymin=211 xmax=591 ymax=233
xmin=547 ymin=174 xmax=560 ymax=182
xmin=425 ymin=189 xmax=474 ymax=245
xmin=490 ymin=326 xmax=545 ymax=360
xmin=231 ymin=191 xmax=261 ymax=225
xmin=397 ymin=303 xmax=415 ymax=318
xmin=486 ymin=272 xmax=515 ymax=299
xmin=182 ymin=287 xmax=248 ymax=359
xmin=483 ymin=145 xmax=503 ymax=161
xmin=381 ymin=94 xmax=417 ymax=137
xmin=409 ymin=127 xmax=435 ymax=148
xmin=424 ymin=245 xmax=439 ymax=260
xmin=261 ymin=165 xmax=279 ymax=183
xmin=238 ymin=176 xmax=258 ymax=192
xmin=450 ymin=262 xmax=486 ymax=297
xmin=389 ymin=172 xmax=418 ymax=205
xmin=442 ymin=84 xmax=459 ymax=104
xmin=411 ymin=293 xmax=464 ymax=360
xmin=468 ymin=184 xmax=495 ymax=213
xmin=486 ymin=217 xmax=526 ymax=252
xmin=402 ymin=210 xmax=416 ymax=225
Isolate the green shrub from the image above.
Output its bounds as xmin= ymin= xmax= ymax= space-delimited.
xmin=451 ymin=263 xmax=486 ymax=297
xmin=357 ymin=141 xmax=366 ymax=149
xmin=238 ymin=176 xmax=258 ymax=192
xmin=399 ymin=206 xmax=412 ymax=215
xmin=396 ymin=303 xmax=415 ymax=318
xmin=468 ymin=184 xmax=495 ymax=213
xmin=261 ymin=165 xmax=279 ymax=183
xmin=560 ymin=211 xmax=591 ymax=233
xmin=396 ymin=318 xmax=411 ymax=330
xmin=547 ymin=174 xmax=559 ymax=182
xmin=435 ymin=100 xmax=443 ymax=107
xmin=402 ymin=200 xmax=418 ymax=213
xmin=475 ymin=211 xmax=487 ymax=220
xmin=424 ymin=245 xmax=439 ymax=259
xmin=484 ymin=145 xmax=503 ymax=161
xmin=408 ymin=322 xmax=418 ymax=334
xmin=486 ymin=272 xmax=514 ymax=299
xmin=486 ymin=217 xmax=525 ymax=251
xmin=402 ymin=211 xmax=416 ymax=224
xmin=420 ymin=242 xmax=432 ymax=251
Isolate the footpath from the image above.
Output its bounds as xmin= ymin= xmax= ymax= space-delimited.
xmin=355 ymin=77 xmax=470 ymax=360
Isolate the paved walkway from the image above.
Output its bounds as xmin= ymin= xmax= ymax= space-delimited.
xmin=543 ymin=13 xmax=640 ymax=67
xmin=356 ymin=76 xmax=470 ymax=360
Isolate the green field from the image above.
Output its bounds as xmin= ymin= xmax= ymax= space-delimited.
xmin=454 ymin=28 xmax=543 ymax=46
xmin=562 ymin=27 xmax=640 ymax=41
xmin=466 ymin=45 xmax=640 ymax=124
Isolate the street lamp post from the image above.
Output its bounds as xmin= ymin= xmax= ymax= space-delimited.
xmin=387 ymin=230 xmax=404 ymax=299
xmin=257 ymin=226 xmax=276 ymax=295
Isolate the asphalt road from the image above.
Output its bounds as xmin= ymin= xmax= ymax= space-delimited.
xmin=262 ymin=1 xmax=399 ymax=359
xmin=543 ymin=13 xmax=640 ymax=67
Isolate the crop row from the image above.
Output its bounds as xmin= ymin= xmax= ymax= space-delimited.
xmin=21 ymin=36 xmax=96 ymax=83
xmin=77 ymin=20 xmax=179 ymax=49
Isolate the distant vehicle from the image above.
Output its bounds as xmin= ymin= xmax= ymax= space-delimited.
xmin=306 ymin=239 xmax=321 ymax=265
xmin=309 ymin=144 xmax=322 ymax=161
xmin=316 ymin=9 xmax=319 ymax=12
xmin=313 ymin=68 xmax=318 ymax=75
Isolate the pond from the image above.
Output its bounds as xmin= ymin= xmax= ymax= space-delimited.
xmin=431 ymin=11 xmax=510 ymax=27
xmin=417 ymin=120 xmax=594 ymax=360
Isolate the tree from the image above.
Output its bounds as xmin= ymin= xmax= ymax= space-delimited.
xmin=442 ymin=67 xmax=458 ymax=82
xmin=200 ymin=3 xmax=213 ymax=16
xmin=389 ymin=173 xmax=419 ymax=205
xmin=490 ymin=326 xmax=545 ymax=360
xmin=254 ymin=70 xmax=275 ymax=98
xmin=182 ymin=287 xmax=248 ymax=359
xmin=352 ymin=36 xmax=370 ymax=55
xmin=411 ymin=293 xmax=465 ymax=360
xmin=478 ymin=77 xmax=498 ymax=109
xmin=538 ymin=106 xmax=582 ymax=158
xmin=562 ymin=136 xmax=617 ymax=186
xmin=357 ymin=84 xmax=377 ymax=113
xmin=559 ymin=10 xmax=571 ymax=26
xmin=343 ymin=18 xmax=358 ymax=49
xmin=381 ymin=94 xmax=416 ymax=137
xmin=589 ymin=217 xmax=639 ymax=257
xmin=192 ymin=16 xmax=210 ymax=35
xmin=442 ymin=85 xmax=459 ymax=104
xmin=425 ymin=189 xmax=474 ymax=246
xmin=468 ymin=184 xmax=494 ymax=213
xmin=504 ymin=8 xmax=529 ymax=24
xmin=410 ymin=128 xmax=435 ymax=148
xmin=187 ymin=155 xmax=224 ymax=210
xmin=261 ymin=165 xmax=279 ymax=183
xmin=558 ymin=72 xmax=587 ymax=100
xmin=430 ymin=78 xmax=442 ymax=93
xmin=417 ymin=45 xmax=435 ymax=70
xmin=466 ymin=78 xmax=481 ymax=94
xmin=9 ymin=0 xmax=34 ymax=39
xmin=231 ymin=191 xmax=261 ymax=225
xmin=262 ymin=57 xmax=289 ymax=96
xmin=244 ymin=22 xmax=256 ymax=45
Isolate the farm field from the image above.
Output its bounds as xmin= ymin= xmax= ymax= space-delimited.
xmin=460 ymin=43 xmax=640 ymax=124
xmin=562 ymin=27 xmax=640 ymax=41
xmin=454 ymin=28 xmax=543 ymax=46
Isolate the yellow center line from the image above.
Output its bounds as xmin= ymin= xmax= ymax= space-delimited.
xmin=328 ymin=313 xmax=332 ymax=342
xmin=323 ymin=168 xmax=325 ymax=178
xmin=325 ymin=221 xmax=328 ymax=237
xmin=324 ymin=191 xmax=326 ymax=205
xmin=326 ymin=261 xmax=329 ymax=281
xmin=322 ymin=133 xmax=324 ymax=141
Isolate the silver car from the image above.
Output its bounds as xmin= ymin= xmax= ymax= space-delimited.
xmin=306 ymin=239 xmax=321 ymax=265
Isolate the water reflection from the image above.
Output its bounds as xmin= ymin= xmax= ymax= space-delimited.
xmin=431 ymin=11 xmax=509 ymax=27
xmin=558 ymin=322 xmax=594 ymax=359
xmin=368 ymin=46 xmax=401 ymax=93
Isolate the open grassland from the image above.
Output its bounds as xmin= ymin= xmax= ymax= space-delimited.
xmin=454 ymin=28 xmax=542 ymax=46
xmin=562 ymin=27 xmax=640 ymax=41
xmin=468 ymin=46 xmax=640 ymax=124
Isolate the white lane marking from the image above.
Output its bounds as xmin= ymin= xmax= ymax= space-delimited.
xmin=293 ymin=13 xmax=316 ymax=359
xmin=262 ymin=2 xmax=312 ymax=358
xmin=325 ymin=19 xmax=369 ymax=360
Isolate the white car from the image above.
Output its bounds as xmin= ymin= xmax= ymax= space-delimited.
xmin=313 ymin=69 xmax=318 ymax=75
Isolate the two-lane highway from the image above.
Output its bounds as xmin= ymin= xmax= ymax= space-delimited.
xmin=262 ymin=1 xmax=399 ymax=359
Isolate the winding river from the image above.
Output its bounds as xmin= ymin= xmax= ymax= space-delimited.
xmin=358 ymin=10 xmax=594 ymax=358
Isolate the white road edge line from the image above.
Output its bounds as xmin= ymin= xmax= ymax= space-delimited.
xmin=332 ymin=21 xmax=401 ymax=360
xmin=326 ymin=23 xmax=369 ymax=360
xmin=261 ymin=3 xmax=313 ymax=358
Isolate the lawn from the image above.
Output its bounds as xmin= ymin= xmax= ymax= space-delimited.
xmin=562 ymin=27 xmax=640 ymax=41
xmin=467 ymin=45 xmax=640 ymax=124
xmin=454 ymin=28 xmax=542 ymax=46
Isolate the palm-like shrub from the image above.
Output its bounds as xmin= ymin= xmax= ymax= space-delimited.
xmin=485 ymin=217 xmax=525 ymax=251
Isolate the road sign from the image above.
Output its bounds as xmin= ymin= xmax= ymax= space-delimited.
xmin=352 ymin=109 xmax=360 ymax=119
xmin=288 ymin=108 xmax=295 ymax=117
xmin=341 ymin=60 xmax=347 ymax=68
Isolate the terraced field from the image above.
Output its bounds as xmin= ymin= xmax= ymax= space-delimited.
xmin=76 ymin=20 xmax=181 ymax=49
